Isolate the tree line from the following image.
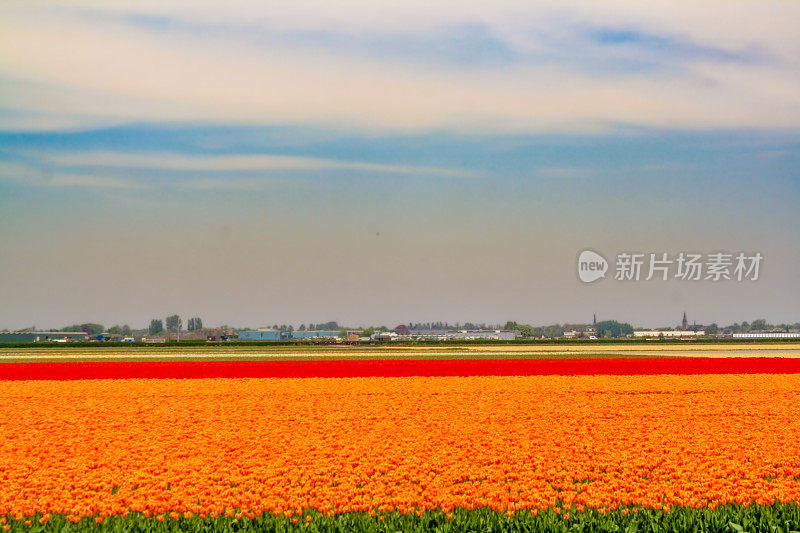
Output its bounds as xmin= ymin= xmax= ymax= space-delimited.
xmin=23 ymin=318 xmax=800 ymax=339
xmin=147 ymin=315 xmax=203 ymax=335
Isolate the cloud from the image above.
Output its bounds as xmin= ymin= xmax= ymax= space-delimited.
xmin=0 ymin=0 xmax=798 ymax=132
xmin=0 ymin=160 xmax=146 ymax=189
xmin=40 ymin=151 xmax=471 ymax=177
xmin=0 ymin=148 xmax=471 ymax=191
xmin=48 ymin=173 xmax=147 ymax=189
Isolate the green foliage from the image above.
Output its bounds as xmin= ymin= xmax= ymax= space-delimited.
xmin=61 ymin=324 xmax=104 ymax=335
xmin=165 ymin=315 xmax=182 ymax=333
xmin=504 ymin=321 xmax=537 ymax=338
xmin=187 ymin=318 xmax=203 ymax=331
xmin=82 ymin=323 xmax=104 ymax=335
xmin=595 ymin=320 xmax=634 ymax=338
xmin=106 ymin=325 xmax=132 ymax=336
xmin=2 ymin=337 xmax=800 ymax=349
xmin=2 ymin=504 xmax=799 ymax=533
xmin=314 ymin=321 xmax=340 ymax=331
xmin=148 ymin=319 xmax=163 ymax=335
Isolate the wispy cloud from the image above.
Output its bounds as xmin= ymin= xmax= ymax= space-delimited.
xmin=108 ymin=8 xmax=771 ymax=71
xmin=41 ymin=151 xmax=471 ymax=177
xmin=0 ymin=160 xmax=147 ymax=189
xmin=0 ymin=148 xmax=472 ymax=191
xmin=0 ymin=1 xmax=797 ymax=133
xmin=48 ymin=173 xmax=147 ymax=189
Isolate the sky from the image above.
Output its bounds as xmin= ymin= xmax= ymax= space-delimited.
xmin=1 ymin=0 xmax=799 ymax=330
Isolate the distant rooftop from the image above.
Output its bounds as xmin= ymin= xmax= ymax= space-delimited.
xmin=11 ymin=331 xmax=87 ymax=335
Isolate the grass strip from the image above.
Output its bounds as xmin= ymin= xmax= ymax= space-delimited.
xmin=2 ymin=504 xmax=799 ymax=533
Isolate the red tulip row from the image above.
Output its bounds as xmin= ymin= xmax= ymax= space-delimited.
xmin=1 ymin=356 xmax=799 ymax=380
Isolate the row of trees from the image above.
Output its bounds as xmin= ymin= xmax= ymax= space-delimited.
xmin=594 ymin=320 xmax=634 ymax=339
xmin=260 ymin=322 xmax=344 ymax=332
xmin=406 ymin=322 xmax=504 ymax=330
xmin=724 ymin=320 xmax=800 ymax=333
xmin=33 ymin=318 xmax=800 ymax=339
xmin=147 ymin=315 xmax=203 ymax=335
xmin=502 ymin=321 xmax=614 ymax=339
xmin=61 ymin=323 xmax=104 ymax=335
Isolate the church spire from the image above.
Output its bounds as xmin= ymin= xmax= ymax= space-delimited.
xmin=682 ymin=312 xmax=688 ymax=330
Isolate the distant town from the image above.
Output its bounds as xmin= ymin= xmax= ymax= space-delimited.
xmin=1 ymin=313 xmax=799 ymax=344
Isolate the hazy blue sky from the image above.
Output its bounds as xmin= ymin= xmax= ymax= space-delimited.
xmin=1 ymin=1 xmax=798 ymax=330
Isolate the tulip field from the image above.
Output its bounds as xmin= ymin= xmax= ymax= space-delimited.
xmin=1 ymin=351 xmax=800 ymax=532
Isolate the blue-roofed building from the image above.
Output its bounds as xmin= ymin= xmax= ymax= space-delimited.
xmin=237 ymin=330 xmax=342 ymax=341
xmin=237 ymin=330 xmax=288 ymax=341
xmin=290 ymin=330 xmax=341 ymax=339
xmin=0 ymin=331 xmax=89 ymax=343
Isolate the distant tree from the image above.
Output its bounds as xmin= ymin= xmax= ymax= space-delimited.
xmin=705 ymin=324 xmax=719 ymax=335
xmin=121 ymin=325 xmax=132 ymax=336
xmin=518 ymin=325 xmax=535 ymax=338
xmin=750 ymin=319 xmax=768 ymax=331
xmin=308 ymin=324 xmax=315 ymax=331
xmin=503 ymin=321 xmax=534 ymax=337
xmin=299 ymin=324 xmax=306 ymax=331
xmin=595 ymin=320 xmax=633 ymax=338
xmin=187 ymin=317 xmax=203 ymax=331
xmin=166 ymin=315 xmax=182 ymax=333
xmin=149 ymin=319 xmax=164 ymax=335
xmin=288 ymin=325 xmax=294 ymax=332
xmin=80 ymin=323 xmax=104 ymax=336
xmin=362 ymin=327 xmax=375 ymax=337
xmin=543 ymin=324 xmax=564 ymax=338
xmin=107 ymin=325 xmax=122 ymax=335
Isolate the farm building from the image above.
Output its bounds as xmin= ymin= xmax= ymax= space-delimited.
xmin=238 ymin=330 xmax=286 ymax=341
xmin=391 ymin=329 xmax=520 ymax=341
xmin=446 ymin=330 xmax=519 ymax=340
xmin=633 ymin=330 xmax=705 ymax=338
xmin=0 ymin=331 xmax=89 ymax=343
xmin=291 ymin=330 xmax=342 ymax=339
xmin=237 ymin=330 xmax=341 ymax=341
xmin=732 ymin=332 xmax=800 ymax=338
